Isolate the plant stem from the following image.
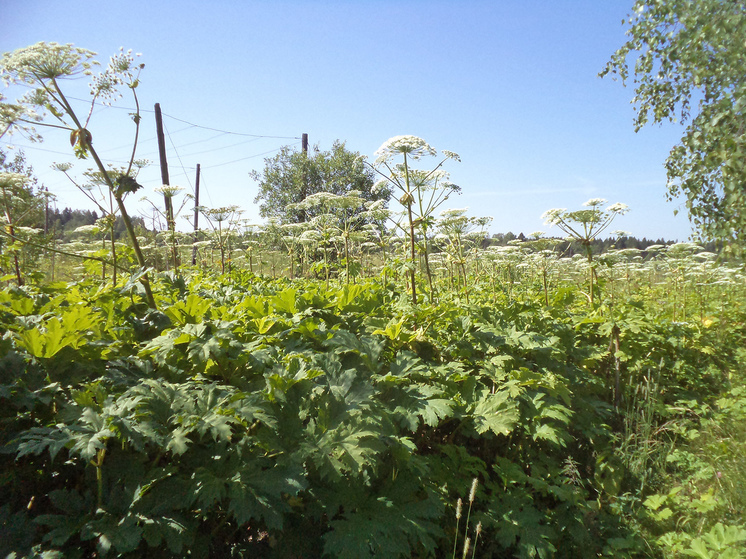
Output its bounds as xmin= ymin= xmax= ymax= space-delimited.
xmin=51 ymin=78 xmax=156 ymax=308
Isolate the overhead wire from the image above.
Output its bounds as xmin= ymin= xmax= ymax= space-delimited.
xmin=161 ymin=113 xmax=300 ymax=140
xmin=201 ymin=142 xmax=301 ymax=169
xmin=164 ymin=120 xmax=195 ymax=193
xmin=7 ymin=90 xmax=303 ymax=214
xmin=63 ymin=94 xmax=300 ymax=141
xmin=96 ymin=124 xmax=197 ymax=155
xmin=196 ymin=170 xmax=214 ymax=208
xmin=11 ymin=91 xmax=300 ymax=164
xmin=177 ymin=136 xmax=263 ymax=158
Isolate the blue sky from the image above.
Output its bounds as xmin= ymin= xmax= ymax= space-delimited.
xmin=3 ymin=0 xmax=694 ymax=240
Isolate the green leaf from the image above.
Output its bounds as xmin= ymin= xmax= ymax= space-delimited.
xmin=334 ymin=284 xmax=369 ymax=312
xmin=193 ymin=467 xmax=227 ymax=508
xmin=70 ymin=408 xmax=112 ymax=461
xmin=141 ymin=515 xmax=192 ymax=554
xmin=227 ymin=462 xmax=305 ymax=530
xmin=166 ymin=427 xmax=191 ymax=455
xmin=270 ymin=288 xmax=298 ymax=314
xmin=472 ymin=389 xmax=520 ymax=436
xmin=323 ymin=485 xmax=442 ymax=559
xmin=164 ymin=293 xmax=212 ymax=325
xmin=36 ymin=512 xmax=90 ymax=547
xmin=16 ymin=427 xmax=74 ymax=462
xmin=643 ymin=494 xmax=667 ymax=511
xmin=325 ymin=330 xmax=385 ymax=372
xmin=416 ymin=398 xmax=454 ymax=427
xmin=684 ymin=538 xmax=713 ymax=559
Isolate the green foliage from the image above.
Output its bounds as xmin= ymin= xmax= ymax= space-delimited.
xmin=0 ymin=149 xmax=51 ymax=286
xmin=251 ymin=141 xmax=387 ymax=224
xmin=0 ymin=257 xmax=744 ymax=558
xmin=603 ymin=0 xmax=746 ymax=250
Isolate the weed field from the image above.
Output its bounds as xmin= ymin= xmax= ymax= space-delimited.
xmin=1 ymin=250 xmax=745 ymax=558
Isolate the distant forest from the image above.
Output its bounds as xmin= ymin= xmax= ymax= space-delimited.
xmin=44 ymin=208 xmax=148 ymax=239
xmin=488 ymin=231 xmax=719 ymax=255
xmin=46 ymin=208 xmax=710 ymax=254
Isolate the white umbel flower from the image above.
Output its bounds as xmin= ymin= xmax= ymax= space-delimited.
xmin=583 ymin=198 xmax=607 ymax=207
xmin=374 ymin=135 xmax=436 ymax=164
xmin=154 ymin=184 xmax=183 ymax=197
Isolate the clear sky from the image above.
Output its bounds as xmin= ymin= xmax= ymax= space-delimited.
xmin=2 ymin=0 xmax=695 ymax=240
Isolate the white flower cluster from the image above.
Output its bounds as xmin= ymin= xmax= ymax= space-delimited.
xmin=51 ymin=162 xmax=73 ymax=173
xmin=204 ymin=205 xmax=240 ymax=222
xmin=300 ymin=230 xmax=322 ymax=241
xmin=371 ymin=179 xmax=389 ymax=195
xmin=299 ymin=192 xmax=337 ymax=207
xmin=1 ymin=42 xmax=98 ymax=85
xmin=91 ymin=48 xmax=143 ymax=101
xmin=294 ymin=191 xmax=365 ymax=210
xmin=442 ymin=150 xmax=461 ymax=162
xmin=73 ymin=224 xmax=101 ymax=235
xmin=541 ymin=208 xmax=566 ymax=225
xmin=374 ymin=135 xmax=436 ymax=164
xmin=0 ymin=172 xmax=28 ymax=189
xmin=439 ymin=207 xmax=468 ymax=218
xmin=280 ymin=223 xmax=307 ymax=237
xmin=582 ymin=198 xmax=607 ymax=207
xmin=0 ymin=94 xmax=39 ymax=138
xmin=606 ymin=202 xmax=630 ymax=214
xmin=14 ymin=226 xmax=42 ymax=235
xmin=154 ymin=184 xmax=183 ymax=197
xmin=365 ymin=199 xmax=386 ymax=212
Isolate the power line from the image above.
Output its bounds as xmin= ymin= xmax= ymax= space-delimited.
xmin=96 ymin=124 xmax=197 ymax=155
xmin=196 ymin=168 xmax=214 ymax=208
xmin=8 ymin=144 xmax=80 ymax=158
xmin=164 ymin=121 xmax=194 ymax=193
xmin=12 ymin=143 xmax=133 ymax=166
xmin=200 ymin=143 xmax=301 ymax=169
xmin=177 ymin=136 xmax=263 ymax=158
xmin=161 ymin=113 xmax=300 ymax=140
xmin=63 ymin=94 xmax=300 ymax=141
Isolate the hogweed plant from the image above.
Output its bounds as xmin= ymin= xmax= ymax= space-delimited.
xmin=199 ymin=205 xmax=242 ymax=273
xmin=52 ymin=160 xmax=149 ymax=284
xmin=371 ymin=135 xmax=462 ymax=303
xmin=0 ymin=171 xmax=44 ymax=285
xmin=70 ymin=221 xmax=109 ymax=280
xmin=289 ymin=190 xmax=386 ymax=285
xmin=1 ymin=43 xmax=157 ymax=307
xmin=143 ymin=184 xmax=186 ymax=271
xmin=542 ymin=198 xmax=630 ymax=308
xmin=279 ymin=222 xmax=309 ymax=279
xmin=522 ymin=232 xmax=563 ymax=306
xmin=436 ymin=208 xmax=492 ymax=303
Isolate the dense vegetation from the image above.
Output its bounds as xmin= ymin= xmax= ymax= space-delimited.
xmin=1 ymin=244 xmax=744 ymax=558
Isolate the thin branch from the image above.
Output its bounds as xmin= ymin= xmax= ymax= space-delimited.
xmin=0 ymin=228 xmax=129 ymax=273
xmin=16 ymin=118 xmax=71 ymax=132
xmin=125 ymin=81 xmax=141 ymax=176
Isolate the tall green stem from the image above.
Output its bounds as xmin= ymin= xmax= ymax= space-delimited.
xmin=403 ymin=153 xmax=417 ymax=304
xmin=51 ymin=78 xmax=156 ymax=308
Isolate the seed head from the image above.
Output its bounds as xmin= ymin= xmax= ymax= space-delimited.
xmin=469 ymin=478 xmax=479 ymax=504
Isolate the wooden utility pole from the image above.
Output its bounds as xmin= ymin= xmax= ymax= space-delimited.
xmin=300 ymin=133 xmax=308 ymax=222
xmin=154 ymin=103 xmax=174 ymax=232
xmin=44 ymin=187 xmax=49 ymax=234
xmin=192 ymin=164 xmax=200 ymax=265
